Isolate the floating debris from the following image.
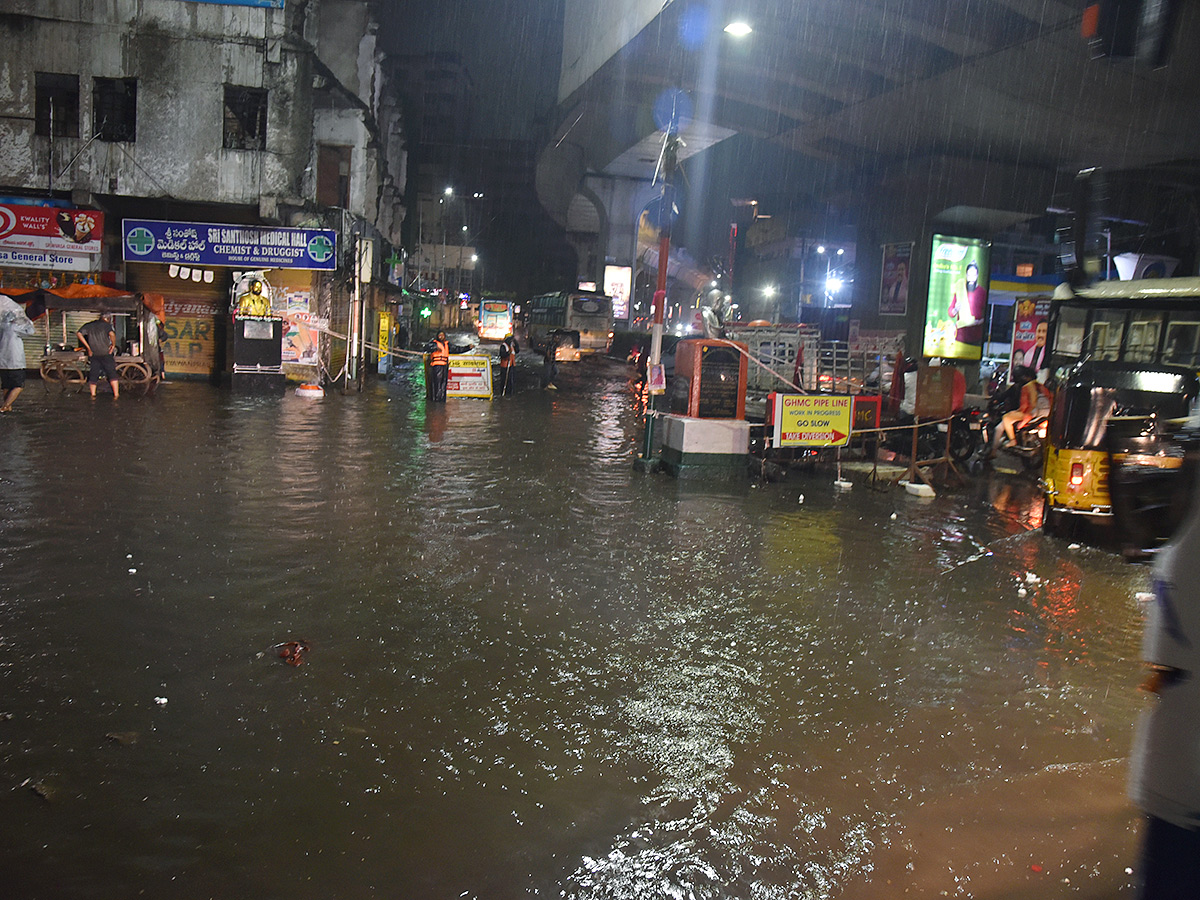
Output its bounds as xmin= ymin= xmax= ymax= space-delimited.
xmin=23 ymin=778 xmax=57 ymax=802
xmin=154 ymin=696 xmax=168 ymax=706
xmin=105 ymin=731 xmax=140 ymax=746
xmin=275 ymin=640 xmax=311 ymax=666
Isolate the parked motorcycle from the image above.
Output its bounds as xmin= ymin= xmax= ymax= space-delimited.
xmin=883 ymin=408 xmax=981 ymax=464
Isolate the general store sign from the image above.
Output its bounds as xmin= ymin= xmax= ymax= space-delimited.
xmin=770 ymin=393 xmax=853 ymax=448
xmin=0 ymin=248 xmax=95 ymax=272
xmin=122 ymin=219 xmax=337 ymax=270
xmin=0 ymin=204 xmax=103 ymax=254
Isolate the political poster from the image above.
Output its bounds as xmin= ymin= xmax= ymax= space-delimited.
xmin=880 ymin=242 xmax=911 ymax=315
xmin=1012 ymin=297 xmax=1052 ymax=374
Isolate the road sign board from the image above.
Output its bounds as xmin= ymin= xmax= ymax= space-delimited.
xmin=770 ymin=393 xmax=853 ymax=447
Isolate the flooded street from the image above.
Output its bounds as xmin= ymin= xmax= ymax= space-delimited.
xmin=1 ymin=358 xmax=1150 ymax=899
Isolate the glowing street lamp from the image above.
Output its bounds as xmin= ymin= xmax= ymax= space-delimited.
xmin=724 ymin=21 xmax=753 ymax=37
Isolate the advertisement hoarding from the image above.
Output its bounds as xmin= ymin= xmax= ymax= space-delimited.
xmin=922 ymin=234 xmax=991 ymax=361
xmin=0 ymin=204 xmax=103 ymax=254
xmin=604 ymin=264 xmax=632 ymax=321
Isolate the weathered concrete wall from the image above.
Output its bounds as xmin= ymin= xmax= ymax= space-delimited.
xmin=0 ymin=1 xmax=310 ymax=206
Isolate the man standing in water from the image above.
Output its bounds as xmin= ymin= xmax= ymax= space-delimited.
xmin=498 ymin=334 xmax=519 ymax=396
xmin=428 ymin=331 xmax=449 ymax=402
xmin=77 ymin=311 xmax=120 ymax=399
xmin=541 ymin=334 xmax=560 ymax=390
xmin=0 ymin=294 xmax=35 ymax=412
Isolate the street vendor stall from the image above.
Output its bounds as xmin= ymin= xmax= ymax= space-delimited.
xmin=13 ymin=284 xmax=166 ymax=393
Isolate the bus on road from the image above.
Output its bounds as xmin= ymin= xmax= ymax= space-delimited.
xmin=525 ymin=291 xmax=613 ymax=359
xmin=476 ymin=299 xmax=514 ymax=341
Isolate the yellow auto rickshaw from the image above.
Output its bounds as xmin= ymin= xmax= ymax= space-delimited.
xmin=1042 ymin=361 xmax=1199 ymax=537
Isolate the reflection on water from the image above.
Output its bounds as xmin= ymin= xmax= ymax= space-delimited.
xmin=0 ymin=365 xmax=1149 ymax=899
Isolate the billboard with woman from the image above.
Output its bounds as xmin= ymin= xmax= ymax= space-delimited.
xmin=922 ymin=234 xmax=991 ymax=360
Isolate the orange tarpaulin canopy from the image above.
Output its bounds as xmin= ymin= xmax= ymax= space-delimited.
xmin=9 ymin=284 xmax=166 ymax=320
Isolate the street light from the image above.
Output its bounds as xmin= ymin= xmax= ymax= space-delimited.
xmin=724 ymin=21 xmax=753 ymax=36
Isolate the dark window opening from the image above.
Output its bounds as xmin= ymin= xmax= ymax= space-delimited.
xmin=317 ymin=144 xmax=351 ymax=208
xmin=223 ymin=85 xmax=268 ymax=151
xmin=93 ymin=77 xmax=137 ymax=142
xmin=36 ymin=72 xmax=80 ymax=138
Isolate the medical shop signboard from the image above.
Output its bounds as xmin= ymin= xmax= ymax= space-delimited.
xmin=770 ymin=394 xmax=853 ymax=448
xmin=122 ymin=219 xmax=337 ymax=270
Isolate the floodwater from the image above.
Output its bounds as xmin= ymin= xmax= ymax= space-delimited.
xmin=1 ymin=355 xmax=1152 ymax=899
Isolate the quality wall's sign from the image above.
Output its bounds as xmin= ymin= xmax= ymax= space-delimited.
xmin=0 ymin=204 xmax=103 ymax=254
xmin=122 ymin=219 xmax=337 ymax=271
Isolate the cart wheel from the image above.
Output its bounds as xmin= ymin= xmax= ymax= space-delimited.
xmin=117 ymin=360 xmax=152 ymax=393
xmin=41 ymin=360 xmax=64 ymax=383
xmin=41 ymin=359 xmax=84 ymax=389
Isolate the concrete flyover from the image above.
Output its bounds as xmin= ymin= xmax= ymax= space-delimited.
xmin=536 ymin=0 xmax=1200 ymax=324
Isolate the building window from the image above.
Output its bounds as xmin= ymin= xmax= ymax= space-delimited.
xmin=223 ymin=86 xmax=268 ymax=151
xmin=317 ymin=144 xmax=352 ymax=208
xmin=93 ymin=77 xmax=137 ymax=142
xmin=35 ymin=73 xmax=80 ymax=138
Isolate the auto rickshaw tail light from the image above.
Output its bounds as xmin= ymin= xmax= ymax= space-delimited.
xmin=1038 ymin=421 xmax=1048 ymax=439
xmin=1070 ymin=462 xmax=1085 ymax=486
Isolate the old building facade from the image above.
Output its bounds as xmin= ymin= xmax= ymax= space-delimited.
xmin=0 ymin=0 xmax=406 ymax=384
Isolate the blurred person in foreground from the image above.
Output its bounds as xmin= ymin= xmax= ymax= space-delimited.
xmin=1129 ymin=445 xmax=1200 ymax=898
xmin=0 ymin=294 xmax=36 ymax=412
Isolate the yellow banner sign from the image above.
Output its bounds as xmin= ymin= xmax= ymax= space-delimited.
xmin=771 ymin=394 xmax=853 ymax=447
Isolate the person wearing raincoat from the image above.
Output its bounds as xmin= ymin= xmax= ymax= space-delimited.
xmin=1129 ymin=441 xmax=1200 ymax=898
xmin=0 ymin=294 xmax=36 ymax=412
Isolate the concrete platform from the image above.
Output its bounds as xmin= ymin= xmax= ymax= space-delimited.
xmin=659 ymin=414 xmax=750 ymax=478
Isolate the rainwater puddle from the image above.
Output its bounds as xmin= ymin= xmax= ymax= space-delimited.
xmin=0 ymin=362 xmax=1148 ymax=898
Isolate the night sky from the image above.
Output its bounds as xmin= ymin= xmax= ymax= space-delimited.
xmin=378 ymin=0 xmax=563 ymax=140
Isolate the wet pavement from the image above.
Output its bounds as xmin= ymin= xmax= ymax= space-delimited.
xmin=0 ymin=355 xmax=1151 ymax=899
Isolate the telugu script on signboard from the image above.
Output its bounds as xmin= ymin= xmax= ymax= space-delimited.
xmin=122 ymin=219 xmax=338 ymax=270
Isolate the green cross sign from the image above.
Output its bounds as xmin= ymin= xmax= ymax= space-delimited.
xmin=126 ymin=228 xmax=155 ymax=255
xmin=307 ymin=235 xmax=334 ymax=263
